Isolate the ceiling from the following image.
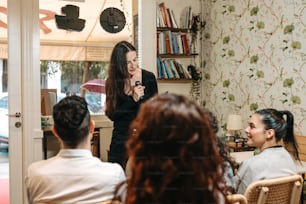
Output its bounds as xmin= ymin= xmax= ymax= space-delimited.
xmin=40 ymin=0 xmax=133 ymax=45
xmin=0 ymin=0 xmax=134 ymax=60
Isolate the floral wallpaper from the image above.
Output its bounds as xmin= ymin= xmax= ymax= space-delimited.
xmin=199 ymin=0 xmax=306 ymax=135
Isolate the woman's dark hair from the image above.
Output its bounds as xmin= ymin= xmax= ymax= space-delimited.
xmin=52 ymin=95 xmax=90 ymax=148
xmin=255 ymin=108 xmax=299 ymax=160
xmin=125 ymin=93 xmax=227 ymax=204
xmin=206 ymin=110 xmax=237 ymax=194
xmin=105 ymin=41 xmax=136 ymax=120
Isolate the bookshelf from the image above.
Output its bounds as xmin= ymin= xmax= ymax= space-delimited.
xmin=138 ymin=0 xmax=200 ymax=95
xmin=158 ymin=54 xmax=198 ymax=58
xmin=156 ymin=2 xmax=198 ymax=81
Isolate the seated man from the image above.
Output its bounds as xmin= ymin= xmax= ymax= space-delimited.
xmin=26 ymin=95 xmax=126 ymax=203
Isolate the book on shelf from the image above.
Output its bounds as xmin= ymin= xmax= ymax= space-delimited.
xmin=166 ymin=8 xmax=173 ymax=28
xmin=173 ymin=60 xmax=192 ymax=79
xmin=159 ymin=2 xmax=171 ymax=27
xmin=180 ymin=6 xmax=193 ymax=29
xmin=157 ymin=31 xmax=165 ymax=54
xmin=176 ymin=33 xmax=184 ymax=54
xmin=164 ymin=31 xmax=171 ymax=54
xmin=156 ymin=33 xmax=159 ymax=55
xmin=172 ymin=60 xmax=185 ymax=78
xmin=157 ymin=57 xmax=164 ymax=78
xmin=168 ymin=59 xmax=180 ymax=78
xmin=172 ymin=32 xmax=179 ymax=54
xmin=158 ymin=30 xmax=193 ymax=55
xmin=157 ymin=58 xmax=192 ymax=79
xmin=181 ymin=33 xmax=190 ymax=54
xmin=157 ymin=2 xmax=180 ymax=28
xmin=164 ymin=59 xmax=177 ymax=78
xmin=165 ymin=59 xmax=178 ymax=78
xmin=156 ymin=4 xmax=165 ymax=27
xmin=161 ymin=59 xmax=171 ymax=78
xmin=170 ymin=10 xmax=178 ymax=28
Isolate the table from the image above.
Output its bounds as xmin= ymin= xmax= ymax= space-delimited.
xmin=228 ymin=142 xmax=256 ymax=152
xmin=42 ymin=115 xmax=113 ymax=161
xmin=296 ymin=162 xmax=306 ymax=175
xmin=43 ymin=129 xmax=54 ymax=159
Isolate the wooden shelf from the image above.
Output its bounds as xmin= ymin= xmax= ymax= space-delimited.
xmin=158 ymin=53 xmax=198 ymax=58
xmin=157 ymin=79 xmax=192 ymax=83
xmin=157 ymin=27 xmax=190 ymax=32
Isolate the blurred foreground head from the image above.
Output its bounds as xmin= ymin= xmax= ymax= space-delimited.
xmin=126 ymin=93 xmax=226 ymax=204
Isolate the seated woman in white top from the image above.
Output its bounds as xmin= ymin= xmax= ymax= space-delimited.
xmin=235 ymin=108 xmax=299 ymax=194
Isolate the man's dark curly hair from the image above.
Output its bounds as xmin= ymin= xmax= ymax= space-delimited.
xmin=52 ymin=95 xmax=91 ymax=148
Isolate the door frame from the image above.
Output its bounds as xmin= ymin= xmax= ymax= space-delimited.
xmin=8 ymin=0 xmax=42 ymax=203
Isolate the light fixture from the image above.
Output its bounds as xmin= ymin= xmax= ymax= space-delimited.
xmin=55 ymin=5 xmax=86 ymax=32
xmin=226 ymin=114 xmax=243 ymax=141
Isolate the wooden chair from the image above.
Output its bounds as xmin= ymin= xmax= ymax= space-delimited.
xmin=91 ymin=131 xmax=100 ymax=157
xmin=244 ymin=174 xmax=303 ymax=204
xmin=294 ymin=135 xmax=306 ymax=162
xmin=39 ymin=200 xmax=121 ymax=204
xmin=95 ymin=200 xmax=121 ymax=204
xmin=226 ymin=194 xmax=248 ymax=204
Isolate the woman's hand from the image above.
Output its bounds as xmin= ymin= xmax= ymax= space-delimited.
xmin=132 ymin=85 xmax=145 ymax=102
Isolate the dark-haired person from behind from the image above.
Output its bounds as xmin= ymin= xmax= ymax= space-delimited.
xmin=124 ymin=93 xmax=227 ymax=204
xmin=235 ymin=108 xmax=299 ymax=194
xmin=105 ymin=41 xmax=158 ymax=168
xmin=25 ymin=95 xmax=126 ymax=203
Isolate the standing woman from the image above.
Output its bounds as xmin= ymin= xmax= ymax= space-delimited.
xmin=105 ymin=41 xmax=158 ymax=168
xmin=235 ymin=108 xmax=299 ymax=194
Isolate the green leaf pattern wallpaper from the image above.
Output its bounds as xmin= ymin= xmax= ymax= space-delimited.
xmin=200 ymin=0 xmax=306 ymax=134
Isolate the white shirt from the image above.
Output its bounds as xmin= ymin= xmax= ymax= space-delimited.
xmin=26 ymin=149 xmax=126 ymax=204
xmin=235 ymin=147 xmax=297 ymax=194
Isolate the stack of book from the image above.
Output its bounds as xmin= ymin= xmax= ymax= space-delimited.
xmin=157 ymin=57 xmax=192 ymax=79
xmin=157 ymin=30 xmax=190 ymax=55
xmin=157 ymin=2 xmax=193 ymax=29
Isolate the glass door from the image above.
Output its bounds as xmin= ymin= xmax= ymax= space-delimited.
xmin=1 ymin=0 xmax=134 ymax=203
xmin=38 ymin=0 xmax=133 ymax=160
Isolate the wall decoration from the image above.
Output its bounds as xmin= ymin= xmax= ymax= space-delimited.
xmin=100 ymin=7 xmax=126 ymax=33
xmin=55 ymin=5 xmax=85 ymax=32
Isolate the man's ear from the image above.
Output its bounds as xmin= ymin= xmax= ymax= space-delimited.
xmin=89 ymin=120 xmax=95 ymax=134
xmin=51 ymin=126 xmax=60 ymax=140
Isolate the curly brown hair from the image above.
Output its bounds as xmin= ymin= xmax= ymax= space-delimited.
xmin=125 ymin=93 xmax=227 ymax=204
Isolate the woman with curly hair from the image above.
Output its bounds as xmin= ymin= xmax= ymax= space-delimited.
xmin=124 ymin=93 xmax=227 ymax=204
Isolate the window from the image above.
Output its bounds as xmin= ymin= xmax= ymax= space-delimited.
xmin=40 ymin=60 xmax=108 ymax=114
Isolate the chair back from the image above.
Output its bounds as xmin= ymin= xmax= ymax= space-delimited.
xmin=244 ymin=174 xmax=303 ymax=204
xmin=38 ymin=199 xmax=121 ymax=204
xmin=95 ymin=200 xmax=121 ymax=204
xmin=227 ymin=194 xmax=248 ymax=204
xmin=294 ymin=135 xmax=306 ymax=161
